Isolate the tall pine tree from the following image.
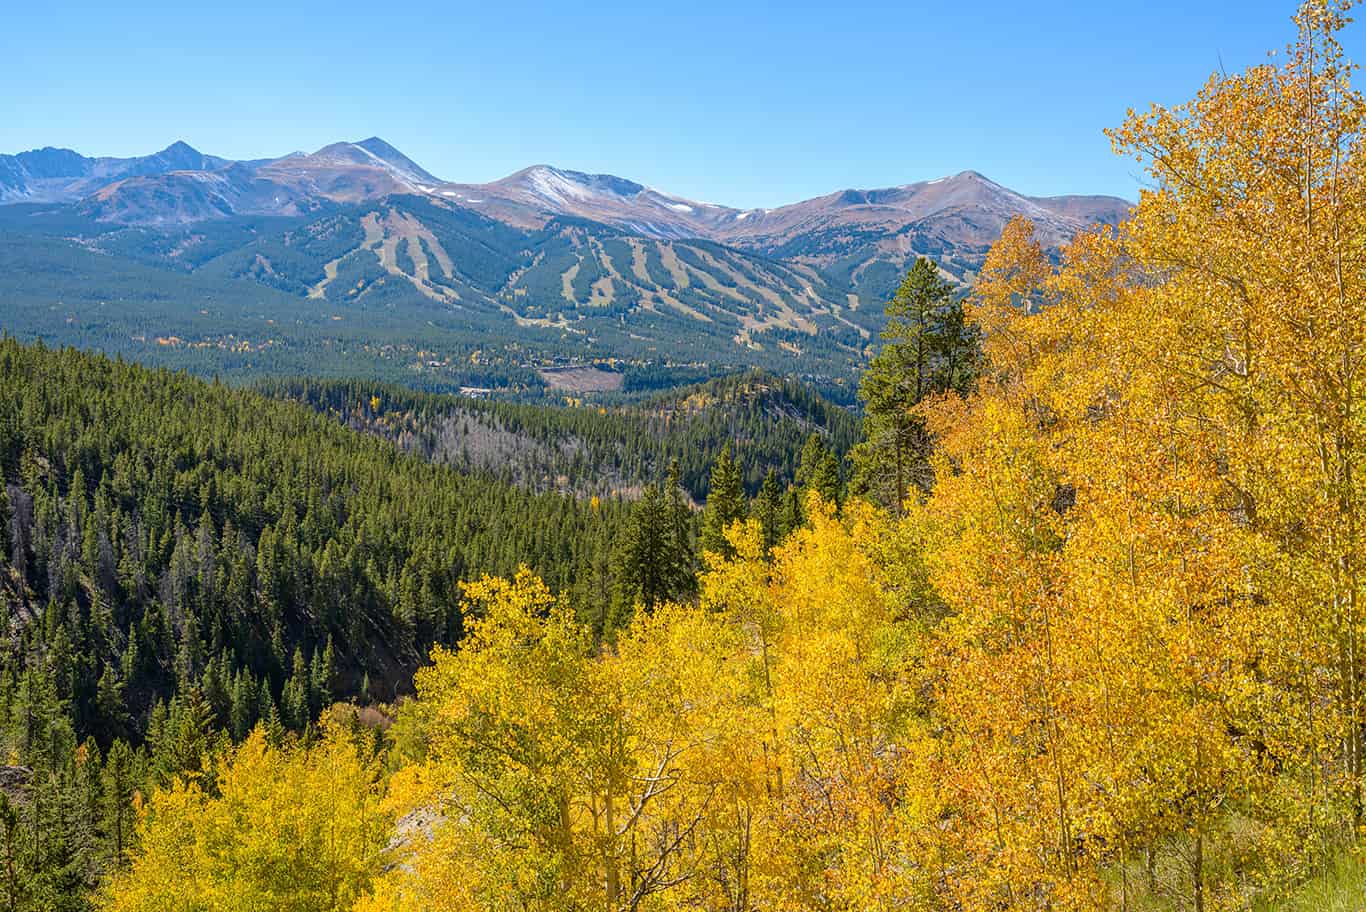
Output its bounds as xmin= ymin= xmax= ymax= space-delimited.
xmin=611 ymin=465 xmax=696 ymax=628
xmin=850 ymin=257 xmax=978 ymax=513
xmin=700 ymin=445 xmax=747 ymax=559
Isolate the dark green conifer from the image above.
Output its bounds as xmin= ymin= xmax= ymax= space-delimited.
xmin=753 ymin=470 xmax=783 ymax=552
xmin=700 ymin=445 xmax=747 ymax=559
xmin=849 ymin=257 xmax=979 ymax=513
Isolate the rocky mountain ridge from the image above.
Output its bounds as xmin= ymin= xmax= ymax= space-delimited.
xmin=2 ymin=139 xmax=1129 ymax=265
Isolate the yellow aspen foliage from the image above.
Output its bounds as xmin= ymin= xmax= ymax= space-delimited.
xmin=366 ymin=510 xmax=938 ymax=912
xmin=965 ymin=215 xmax=1059 ymax=404
xmin=363 ymin=9 xmax=1366 ymax=909
xmin=902 ymin=5 xmax=1366 ymax=909
xmin=361 ymin=568 xmax=756 ymax=912
xmin=698 ymin=498 xmax=940 ymax=910
xmin=101 ymin=724 xmax=388 ymax=912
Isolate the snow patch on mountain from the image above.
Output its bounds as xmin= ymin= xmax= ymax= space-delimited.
xmin=526 ymin=167 xmax=596 ymax=205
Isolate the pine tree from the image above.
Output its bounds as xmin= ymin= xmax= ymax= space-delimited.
xmin=700 ymin=446 xmax=747 ymax=559
xmin=103 ymin=739 xmax=136 ymax=869
xmin=663 ymin=461 xmax=696 ymax=601
xmin=201 ymin=655 xmax=229 ymax=726
xmin=224 ymin=672 xmax=244 ymax=740
xmin=796 ymin=434 xmax=828 ymax=489
xmin=612 ymin=483 xmax=669 ymax=626
xmin=31 ymin=763 xmax=94 ymax=908
xmin=781 ymin=485 xmax=804 ymax=538
xmin=250 ymin=676 xmax=270 ymax=722
xmin=313 ymin=638 xmax=336 ymax=711
xmin=152 ymin=688 xmax=215 ymax=783
xmin=283 ymin=648 xmax=310 ymax=731
xmin=611 ymin=466 xmax=697 ymax=627
xmin=850 ymin=257 xmax=978 ymax=513
xmin=753 ymin=470 xmax=784 ymax=552
xmin=812 ymin=451 xmax=843 ymax=510
xmin=94 ymin=666 xmax=128 ymax=744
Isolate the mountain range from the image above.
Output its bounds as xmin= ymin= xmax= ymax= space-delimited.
xmin=0 ymin=138 xmax=1131 ymax=396
xmin=2 ymin=138 xmax=1128 ymax=261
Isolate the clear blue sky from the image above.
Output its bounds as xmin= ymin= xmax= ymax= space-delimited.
xmin=1 ymin=1 xmax=1341 ymax=207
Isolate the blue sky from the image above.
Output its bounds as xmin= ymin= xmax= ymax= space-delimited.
xmin=1 ymin=1 xmax=1338 ymax=207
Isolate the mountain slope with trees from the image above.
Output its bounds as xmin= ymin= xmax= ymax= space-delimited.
xmin=261 ymin=369 xmax=858 ymax=502
xmin=0 ymin=143 xmax=1125 ymax=395
xmin=0 ymin=336 xmax=848 ymax=908
xmin=92 ymin=4 xmax=1366 ymax=911
xmin=0 ymin=339 xmax=637 ymax=737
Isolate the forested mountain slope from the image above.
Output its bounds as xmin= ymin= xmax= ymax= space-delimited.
xmin=101 ymin=8 xmax=1366 ymax=907
xmin=0 ymin=201 xmax=870 ymax=396
xmin=262 ymin=370 xmax=858 ymax=501
xmin=0 ymin=336 xmax=846 ymax=906
xmin=0 ymin=338 xmax=628 ymax=745
xmin=0 ymin=142 xmax=1124 ymax=397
